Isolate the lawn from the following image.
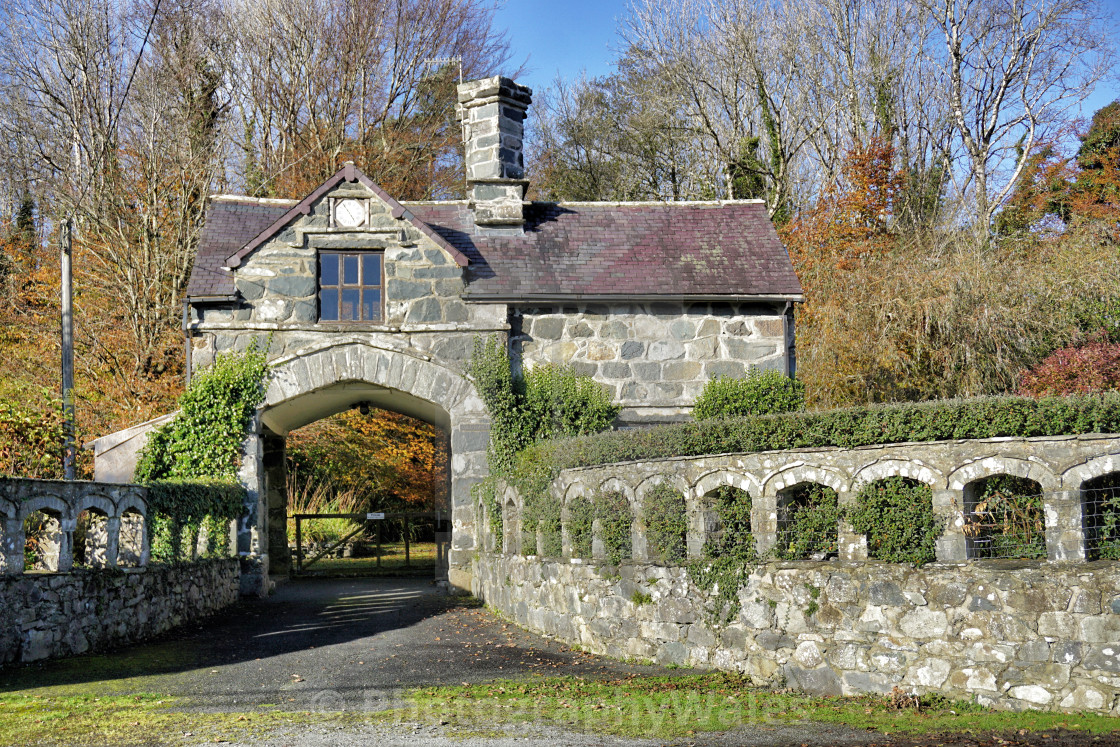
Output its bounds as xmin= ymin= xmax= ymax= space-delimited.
xmin=294 ymin=540 xmax=437 ymax=576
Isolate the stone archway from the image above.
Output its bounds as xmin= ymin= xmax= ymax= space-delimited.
xmin=236 ymin=340 xmax=489 ymax=596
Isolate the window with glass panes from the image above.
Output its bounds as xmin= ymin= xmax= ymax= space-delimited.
xmin=318 ymin=251 xmax=383 ymax=322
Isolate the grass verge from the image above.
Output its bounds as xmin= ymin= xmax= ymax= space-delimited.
xmin=402 ymin=673 xmax=1120 ymax=740
xmin=0 ymin=692 xmax=348 ymax=746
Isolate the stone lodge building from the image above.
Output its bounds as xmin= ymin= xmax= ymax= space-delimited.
xmin=95 ymin=76 xmax=803 ymax=595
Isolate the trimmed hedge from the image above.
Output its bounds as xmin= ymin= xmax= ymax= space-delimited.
xmin=146 ymin=479 xmax=245 ymax=563
xmin=507 ymin=394 xmax=1120 ymax=509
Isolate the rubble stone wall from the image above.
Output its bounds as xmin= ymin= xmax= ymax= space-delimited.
xmin=0 ymin=558 xmax=239 ymax=663
xmin=474 ymin=434 xmax=1120 ymax=714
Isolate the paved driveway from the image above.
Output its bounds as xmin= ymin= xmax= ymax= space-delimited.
xmin=1 ymin=577 xmax=670 ymax=712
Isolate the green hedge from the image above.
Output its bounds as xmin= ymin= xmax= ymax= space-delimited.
xmin=145 ymin=479 xmax=245 ymax=563
xmin=507 ymin=394 xmax=1120 ymax=509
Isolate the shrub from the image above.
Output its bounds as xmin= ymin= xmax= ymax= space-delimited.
xmin=849 ymin=477 xmax=940 ymax=564
xmin=523 ymin=363 xmax=620 ymax=440
xmin=567 ymin=495 xmax=594 ymax=558
xmin=693 ymin=369 xmax=805 ymax=420
xmin=285 ymin=467 xmax=364 ymax=546
xmin=642 ymin=483 xmax=687 ymax=564
xmin=1018 ymin=337 xmax=1120 ymax=396
xmin=0 ymin=390 xmax=67 ymax=479
xmin=963 ymin=476 xmax=1046 ymax=559
xmin=775 ymin=484 xmax=839 ymax=560
xmin=594 ymin=490 xmax=632 ymax=564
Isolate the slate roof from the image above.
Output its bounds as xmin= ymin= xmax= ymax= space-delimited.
xmin=186 ymin=197 xmax=295 ymax=298
xmin=185 ymin=197 xmax=804 ymax=301
xmin=411 ymin=201 xmax=803 ymax=301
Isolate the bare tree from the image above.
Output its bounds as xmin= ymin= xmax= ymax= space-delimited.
xmin=922 ymin=0 xmax=1114 ymax=232
xmin=230 ymin=0 xmax=514 ymax=199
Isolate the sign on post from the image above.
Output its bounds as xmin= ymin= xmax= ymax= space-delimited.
xmin=366 ymin=512 xmax=385 ymax=520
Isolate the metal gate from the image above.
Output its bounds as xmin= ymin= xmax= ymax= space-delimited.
xmin=291 ymin=510 xmax=449 ymax=577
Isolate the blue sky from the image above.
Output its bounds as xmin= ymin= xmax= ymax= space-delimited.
xmin=493 ymin=0 xmax=629 ymax=94
xmin=493 ymin=0 xmax=1119 ymax=120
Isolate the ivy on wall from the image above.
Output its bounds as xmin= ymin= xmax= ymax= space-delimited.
xmin=849 ymin=477 xmax=941 ymax=564
xmin=567 ymin=495 xmax=594 ymax=559
xmin=468 ymin=335 xmax=619 ymax=553
xmin=593 ymin=490 xmax=632 ymax=565
xmin=134 ymin=344 xmax=269 ymax=562
xmin=643 ymin=483 xmax=687 ymax=564
xmin=146 ymin=479 xmax=245 ymax=563
xmin=687 ymin=486 xmax=759 ymax=623
xmin=134 ymin=344 xmax=270 ymax=482
xmin=775 ymin=484 xmax=840 ymax=560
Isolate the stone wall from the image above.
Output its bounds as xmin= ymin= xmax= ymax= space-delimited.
xmin=1 ymin=478 xmax=151 ymax=575
xmin=513 ymin=302 xmax=792 ymax=423
xmin=473 ymin=434 xmax=1120 ymax=714
xmin=0 ymin=558 xmax=240 ymax=663
xmin=475 ymin=554 xmax=1120 ymax=714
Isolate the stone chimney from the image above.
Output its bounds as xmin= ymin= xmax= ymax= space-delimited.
xmin=457 ymin=76 xmax=532 ymax=228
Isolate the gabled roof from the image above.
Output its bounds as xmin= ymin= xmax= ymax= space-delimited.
xmin=186 ymin=193 xmax=803 ymax=302
xmin=223 ymin=163 xmax=469 ymax=269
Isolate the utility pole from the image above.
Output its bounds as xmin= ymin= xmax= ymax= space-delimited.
xmin=61 ymin=218 xmax=76 ymax=480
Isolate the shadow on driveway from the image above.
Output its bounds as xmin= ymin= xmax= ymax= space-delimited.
xmin=0 ymin=577 xmax=675 ymax=710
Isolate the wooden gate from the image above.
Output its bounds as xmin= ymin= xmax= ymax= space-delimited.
xmin=291 ymin=510 xmax=448 ymax=577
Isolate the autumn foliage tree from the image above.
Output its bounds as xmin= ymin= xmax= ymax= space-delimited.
xmin=286 ymin=409 xmax=449 ymax=511
xmin=783 ymin=130 xmax=1120 ymax=408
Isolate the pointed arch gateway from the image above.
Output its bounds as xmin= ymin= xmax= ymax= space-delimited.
xmin=236 ymin=340 xmax=490 ymax=596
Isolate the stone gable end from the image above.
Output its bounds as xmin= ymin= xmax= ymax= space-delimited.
xmin=232 ymin=181 xmax=474 ymax=329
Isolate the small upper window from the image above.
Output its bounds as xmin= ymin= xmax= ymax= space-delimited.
xmin=319 ymin=251 xmax=382 ymax=322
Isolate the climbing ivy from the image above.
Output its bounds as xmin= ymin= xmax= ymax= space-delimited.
xmin=849 ymin=477 xmax=941 ymax=565
xmin=134 ymin=344 xmax=268 ymax=561
xmin=468 ymin=335 xmax=619 ymax=553
xmin=536 ymin=500 xmax=563 ymax=558
xmin=594 ymin=489 xmax=632 ymax=565
xmin=643 ymin=483 xmax=687 ymax=564
xmin=568 ymin=495 xmax=594 ymax=559
xmin=774 ymin=484 xmax=841 ymax=560
xmin=135 ymin=344 xmax=270 ymax=482
xmin=688 ymin=486 xmax=759 ymax=625
xmin=146 ymin=479 xmax=244 ymax=563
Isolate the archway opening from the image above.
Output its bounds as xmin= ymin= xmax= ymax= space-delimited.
xmin=700 ymin=485 xmax=755 ymax=562
xmin=263 ymin=382 xmax=450 ymax=579
xmin=641 ymin=483 xmax=687 ymax=564
xmin=963 ymin=475 xmax=1045 ymax=559
xmin=850 ymin=477 xmax=938 ymax=564
xmin=74 ymin=508 xmax=110 ymax=567
xmin=1083 ymin=472 xmax=1120 ymax=560
xmin=775 ymin=482 xmax=839 ymax=560
xmin=24 ymin=509 xmax=64 ymax=572
xmin=117 ymin=510 xmax=146 ymax=567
